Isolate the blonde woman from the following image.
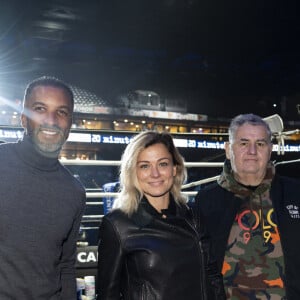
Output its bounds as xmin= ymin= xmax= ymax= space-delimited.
xmin=96 ymin=131 xmax=225 ymax=300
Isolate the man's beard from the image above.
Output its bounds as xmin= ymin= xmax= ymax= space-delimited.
xmin=28 ymin=125 xmax=68 ymax=157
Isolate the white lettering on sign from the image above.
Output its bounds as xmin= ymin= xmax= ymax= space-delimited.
xmin=77 ymin=251 xmax=98 ymax=263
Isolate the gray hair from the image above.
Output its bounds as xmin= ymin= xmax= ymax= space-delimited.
xmin=228 ymin=113 xmax=272 ymax=143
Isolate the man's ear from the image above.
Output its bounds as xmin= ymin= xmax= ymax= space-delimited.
xmin=225 ymin=142 xmax=231 ymax=159
xmin=21 ymin=113 xmax=26 ymax=128
xmin=268 ymin=143 xmax=273 ymax=160
xmin=20 ymin=113 xmax=28 ymax=134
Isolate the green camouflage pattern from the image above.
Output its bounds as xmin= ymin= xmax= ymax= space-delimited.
xmin=218 ymin=160 xmax=286 ymax=299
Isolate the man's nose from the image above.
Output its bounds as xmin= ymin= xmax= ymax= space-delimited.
xmin=247 ymin=143 xmax=257 ymax=154
xmin=44 ymin=112 xmax=58 ymax=125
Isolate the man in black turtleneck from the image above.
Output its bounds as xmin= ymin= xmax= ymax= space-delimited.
xmin=193 ymin=114 xmax=300 ymax=300
xmin=0 ymin=76 xmax=86 ymax=299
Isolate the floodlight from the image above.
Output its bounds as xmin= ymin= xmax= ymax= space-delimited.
xmin=263 ymin=114 xmax=284 ymax=155
xmin=263 ymin=114 xmax=284 ymax=133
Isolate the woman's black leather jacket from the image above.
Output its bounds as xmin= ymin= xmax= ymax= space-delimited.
xmin=96 ymin=197 xmax=225 ymax=300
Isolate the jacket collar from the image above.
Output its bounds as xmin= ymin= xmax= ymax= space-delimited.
xmin=217 ymin=159 xmax=275 ymax=199
xmin=14 ymin=134 xmax=60 ymax=171
xmin=131 ymin=195 xmax=183 ymax=227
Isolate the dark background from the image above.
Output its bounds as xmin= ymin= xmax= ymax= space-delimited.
xmin=1 ymin=1 xmax=300 ymax=121
xmin=1 ymin=0 xmax=299 ymax=254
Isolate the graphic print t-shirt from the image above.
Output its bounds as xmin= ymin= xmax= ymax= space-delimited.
xmin=222 ymin=190 xmax=286 ymax=300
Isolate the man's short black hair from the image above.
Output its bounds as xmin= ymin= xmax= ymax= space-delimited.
xmin=24 ymin=76 xmax=74 ymax=108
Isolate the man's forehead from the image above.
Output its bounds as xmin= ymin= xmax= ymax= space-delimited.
xmin=235 ymin=137 xmax=269 ymax=141
xmin=30 ymin=85 xmax=67 ymax=95
xmin=236 ymin=124 xmax=268 ymax=134
xmin=233 ymin=125 xmax=270 ymax=140
xmin=26 ymin=86 xmax=72 ymax=104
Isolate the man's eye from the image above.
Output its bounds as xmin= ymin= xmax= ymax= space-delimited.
xmin=257 ymin=142 xmax=266 ymax=147
xmin=33 ymin=106 xmax=45 ymax=112
xmin=57 ymin=110 xmax=69 ymax=117
xmin=240 ymin=142 xmax=248 ymax=146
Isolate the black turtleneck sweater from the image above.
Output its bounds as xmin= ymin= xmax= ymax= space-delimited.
xmin=0 ymin=135 xmax=86 ymax=299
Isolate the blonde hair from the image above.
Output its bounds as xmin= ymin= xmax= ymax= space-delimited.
xmin=113 ymin=131 xmax=187 ymax=215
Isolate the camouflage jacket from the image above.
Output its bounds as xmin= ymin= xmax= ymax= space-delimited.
xmin=193 ymin=160 xmax=300 ymax=300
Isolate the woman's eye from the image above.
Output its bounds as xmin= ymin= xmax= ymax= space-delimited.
xmin=159 ymin=162 xmax=168 ymax=167
xmin=139 ymin=164 xmax=149 ymax=169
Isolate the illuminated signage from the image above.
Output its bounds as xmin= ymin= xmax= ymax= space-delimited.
xmin=76 ymin=246 xmax=98 ymax=268
xmin=0 ymin=128 xmax=300 ymax=152
xmin=73 ymin=105 xmax=208 ymax=121
xmin=68 ymin=132 xmax=92 ymax=143
xmin=0 ymin=129 xmax=23 ymax=141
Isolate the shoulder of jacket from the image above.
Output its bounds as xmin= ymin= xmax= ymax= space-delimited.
xmin=196 ymin=182 xmax=228 ymax=199
xmin=101 ymin=209 xmax=132 ymax=237
xmin=0 ymin=142 xmax=15 ymax=153
xmin=104 ymin=209 xmax=128 ymax=222
xmin=272 ymin=174 xmax=300 ymax=189
xmin=104 ymin=208 xmax=149 ymax=227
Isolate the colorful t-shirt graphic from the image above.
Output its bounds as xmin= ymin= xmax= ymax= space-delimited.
xmin=222 ymin=191 xmax=286 ymax=300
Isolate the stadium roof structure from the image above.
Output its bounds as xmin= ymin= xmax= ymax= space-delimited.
xmin=1 ymin=1 xmax=300 ymax=122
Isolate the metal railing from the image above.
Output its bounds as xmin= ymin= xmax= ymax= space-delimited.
xmin=66 ymin=158 xmax=300 ymax=240
xmin=62 ymin=159 xmax=224 ymax=232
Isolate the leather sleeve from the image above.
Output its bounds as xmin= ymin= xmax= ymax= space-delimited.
xmin=201 ymin=237 xmax=226 ymax=300
xmin=96 ymin=216 xmax=124 ymax=300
